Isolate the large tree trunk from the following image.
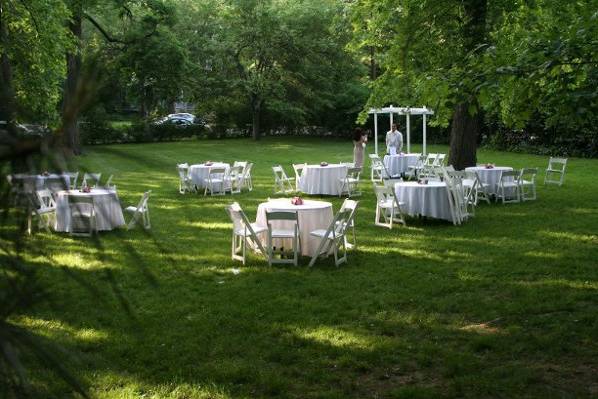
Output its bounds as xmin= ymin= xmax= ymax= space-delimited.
xmin=0 ymin=3 xmax=15 ymax=126
xmin=448 ymin=0 xmax=487 ymax=169
xmin=61 ymin=3 xmax=83 ymax=155
xmin=251 ymin=97 xmax=262 ymax=140
xmin=449 ymin=102 xmax=480 ymax=169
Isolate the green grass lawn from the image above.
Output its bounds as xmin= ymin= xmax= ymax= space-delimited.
xmin=12 ymin=137 xmax=598 ymax=398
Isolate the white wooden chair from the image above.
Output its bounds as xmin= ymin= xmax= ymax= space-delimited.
xmin=204 ymin=167 xmax=228 ymax=196
xmin=233 ymin=161 xmax=248 ymax=171
xmin=373 ymin=184 xmax=406 ymax=229
xmin=225 ymin=202 xmax=267 ymax=265
xmin=241 ymin=162 xmax=254 ymax=191
xmin=308 ymin=208 xmax=353 ymax=267
xmin=369 ymin=154 xmax=385 ymax=182
xmin=27 ymin=190 xmax=56 ymax=234
xmin=265 ymin=210 xmax=301 ymax=266
xmin=103 ymin=174 xmax=116 ymax=190
xmin=447 ymin=171 xmax=471 ymax=221
xmin=498 ymin=170 xmax=521 ymax=204
xmin=292 ymin=163 xmax=307 ymax=191
xmin=81 ymin=173 xmax=101 ymax=189
xmin=443 ymin=175 xmax=462 ymax=226
xmin=405 ymin=153 xmax=425 ymax=180
xmin=519 ymin=168 xmax=538 ymax=201
xmin=64 ymin=172 xmax=79 ymax=190
xmin=544 ymin=157 xmax=567 ymax=186
xmin=227 ymin=165 xmax=244 ymax=194
xmin=272 ymin=165 xmax=295 ymax=194
xmin=338 ymin=167 xmax=362 ymax=197
xmin=463 ymin=170 xmax=490 ymax=205
xmin=125 ymin=191 xmax=151 ymax=230
xmin=69 ymin=194 xmax=97 ymax=236
xmin=339 ymin=198 xmax=359 ymax=249
xmin=177 ymin=163 xmax=194 ymax=194
xmin=432 ymin=153 xmax=446 ymax=167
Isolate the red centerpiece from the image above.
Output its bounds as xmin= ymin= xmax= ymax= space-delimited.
xmin=320 ymin=162 xmax=328 ymax=167
xmin=205 ymin=161 xmax=213 ymax=166
xmin=81 ymin=186 xmax=91 ymax=193
xmin=485 ymin=163 xmax=495 ymax=169
xmin=291 ymin=196 xmax=304 ymax=205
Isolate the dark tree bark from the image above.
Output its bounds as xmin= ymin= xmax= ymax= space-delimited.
xmin=448 ymin=0 xmax=487 ymax=170
xmin=0 ymin=2 xmax=15 ymax=126
xmin=449 ymin=102 xmax=481 ymax=169
xmin=251 ymin=96 xmax=262 ymax=140
xmin=61 ymin=2 xmax=83 ymax=155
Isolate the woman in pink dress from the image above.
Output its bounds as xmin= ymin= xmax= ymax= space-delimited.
xmin=352 ymin=128 xmax=368 ymax=168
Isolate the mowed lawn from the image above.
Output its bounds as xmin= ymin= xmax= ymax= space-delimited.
xmin=13 ymin=137 xmax=598 ymax=398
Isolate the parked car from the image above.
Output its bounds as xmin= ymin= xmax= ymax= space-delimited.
xmin=154 ymin=113 xmax=209 ymax=127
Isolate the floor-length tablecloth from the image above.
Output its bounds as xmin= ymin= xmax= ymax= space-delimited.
xmin=299 ymin=164 xmax=347 ymax=196
xmin=188 ymin=163 xmax=230 ymax=188
xmin=464 ymin=166 xmax=513 ymax=195
xmin=256 ymin=198 xmax=333 ymax=256
xmin=394 ymin=181 xmax=453 ymax=222
xmin=383 ymin=154 xmax=420 ymax=176
xmin=55 ymin=189 xmax=125 ymax=232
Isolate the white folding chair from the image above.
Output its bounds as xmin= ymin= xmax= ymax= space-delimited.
xmin=498 ymin=170 xmax=521 ymax=204
xmin=265 ymin=210 xmax=301 ymax=266
xmin=544 ymin=157 xmax=567 ymax=186
xmin=308 ymin=208 xmax=353 ymax=267
xmin=227 ymin=165 xmax=244 ymax=194
xmin=241 ymin=162 xmax=254 ymax=191
xmin=447 ymin=171 xmax=471 ymax=221
xmin=81 ymin=173 xmax=101 ymax=189
xmin=369 ymin=154 xmax=385 ymax=182
xmin=339 ymin=198 xmax=359 ymax=249
xmin=225 ymin=202 xmax=267 ymax=265
xmin=44 ymin=176 xmax=68 ymax=193
xmin=64 ymin=172 xmax=79 ymax=190
xmin=406 ymin=153 xmax=426 ymax=180
xmin=233 ymin=161 xmax=248 ymax=171
xmin=125 ymin=191 xmax=151 ymax=230
xmin=519 ymin=168 xmax=538 ymax=201
xmin=292 ymin=163 xmax=306 ymax=191
xmin=443 ymin=175 xmax=462 ymax=226
xmin=373 ymin=184 xmax=406 ymax=229
xmin=103 ymin=174 xmax=116 ymax=190
xmin=204 ymin=167 xmax=228 ymax=196
xmin=177 ymin=163 xmax=194 ymax=194
xmin=464 ymin=170 xmax=490 ymax=205
xmin=272 ymin=165 xmax=295 ymax=194
xmin=69 ymin=194 xmax=97 ymax=236
xmin=338 ymin=167 xmax=362 ymax=197
xmin=27 ymin=190 xmax=56 ymax=234
xmin=436 ymin=154 xmax=446 ymax=167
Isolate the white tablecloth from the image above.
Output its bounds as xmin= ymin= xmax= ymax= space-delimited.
xmin=395 ymin=181 xmax=453 ymax=222
xmin=55 ymin=189 xmax=125 ymax=232
xmin=256 ymin=198 xmax=333 ymax=256
xmin=465 ymin=166 xmax=513 ymax=195
xmin=188 ymin=163 xmax=230 ymax=188
xmin=383 ymin=154 xmax=420 ymax=176
xmin=299 ymin=164 xmax=347 ymax=196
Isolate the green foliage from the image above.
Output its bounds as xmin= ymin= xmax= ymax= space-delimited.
xmin=1 ymin=0 xmax=72 ymax=124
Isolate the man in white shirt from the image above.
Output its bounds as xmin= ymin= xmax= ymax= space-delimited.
xmin=386 ymin=123 xmax=403 ymax=154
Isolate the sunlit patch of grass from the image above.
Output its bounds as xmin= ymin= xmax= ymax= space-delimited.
xmin=294 ymin=325 xmax=379 ymax=350
xmin=539 ymin=230 xmax=598 ymax=244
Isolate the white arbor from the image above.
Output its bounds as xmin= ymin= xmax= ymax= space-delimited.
xmin=368 ymin=106 xmax=434 ymax=155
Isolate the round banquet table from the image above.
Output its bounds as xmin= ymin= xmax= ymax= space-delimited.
xmin=394 ymin=181 xmax=453 ymax=222
xmin=256 ymin=198 xmax=333 ymax=256
xmin=299 ymin=164 xmax=347 ymax=196
xmin=188 ymin=162 xmax=230 ymax=188
xmin=55 ymin=189 xmax=125 ymax=232
xmin=465 ymin=166 xmax=513 ymax=195
xmin=383 ymin=153 xmax=420 ymax=176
